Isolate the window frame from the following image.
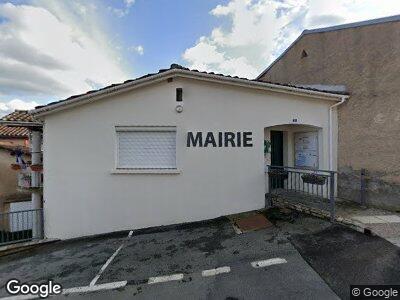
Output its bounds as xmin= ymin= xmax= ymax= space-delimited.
xmin=114 ymin=126 xmax=179 ymax=174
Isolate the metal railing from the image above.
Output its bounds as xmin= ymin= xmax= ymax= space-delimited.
xmin=0 ymin=208 xmax=43 ymax=246
xmin=266 ymin=165 xmax=336 ymax=221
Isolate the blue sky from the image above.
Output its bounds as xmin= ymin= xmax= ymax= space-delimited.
xmin=105 ymin=0 xmax=230 ymax=77
xmin=1 ymin=0 xmax=400 ymax=115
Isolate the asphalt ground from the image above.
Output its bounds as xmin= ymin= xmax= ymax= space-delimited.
xmin=0 ymin=213 xmax=337 ymax=299
xmin=58 ymin=255 xmax=337 ymax=300
xmin=96 ymin=216 xmax=298 ymax=284
xmin=0 ymin=211 xmax=398 ymax=299
xmin=0 ymin=232 xmax=128 ymax=297
xmin=290 ymin=224 xmax=400 ymax=300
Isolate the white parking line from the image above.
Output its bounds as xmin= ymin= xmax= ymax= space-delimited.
xmin=202 ymin=266 xmax=231 ymax=277
xmin=89 ymin=230 xmax=133 ymax=286
xmin=1 ymin=256 xmax=290 ymax=299
xmin=63 ymin=281 xmax=127 ymax=295
xmin=147 ymin=273 xmax=184 ymax=284
xmin=90 ymin=244 xmax=124 ymax=286
xmin=251 ymin=258 xmax=287 ymax=268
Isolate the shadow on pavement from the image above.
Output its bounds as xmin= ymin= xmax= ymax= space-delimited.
xmin=290 ymin=224 xmax=400 ymax=300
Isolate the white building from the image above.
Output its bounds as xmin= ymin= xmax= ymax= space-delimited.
xmin=32 ymin=65 xmax=348 ymax=240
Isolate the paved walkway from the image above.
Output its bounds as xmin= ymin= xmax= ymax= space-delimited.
xmin=271 ymin=194 xmax=400 ymax=247
xmin=335 ymin=201 xmax=400 ymax=247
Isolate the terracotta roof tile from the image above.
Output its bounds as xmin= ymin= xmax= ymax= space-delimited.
xmin=0 ymin=125 xmax=29 ymax=138
xmin=0 ymin=110 xmax=37 ymax=123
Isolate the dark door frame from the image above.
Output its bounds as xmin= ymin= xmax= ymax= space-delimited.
xmin=270 ymin=130 xmax=284 ymax=166
xmin=270 ymin=130 xmax=284 ymax=189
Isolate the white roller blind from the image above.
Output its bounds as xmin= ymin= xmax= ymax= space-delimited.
xmin=117 ymin=130 xmax=176 ymax=169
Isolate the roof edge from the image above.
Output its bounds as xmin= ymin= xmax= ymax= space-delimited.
xmin=31 ymin=68 xmax=348 ymax=118
xmin=256 ymin=31 xmax=306 ymax=80
xmin=0 ymin=144 xmax=30 ymax=154
xmin=178 ymin=70 xmax=347 ymax=99
xmin=0 ymin=135 xmax=29 ymax=139
xmin=303 ymin=14 xmax=400 ymax=35
xmin=0 ymin=120 xmax=43 ymax=127
xmin=256 ymin=14 xmax=400 ymax=79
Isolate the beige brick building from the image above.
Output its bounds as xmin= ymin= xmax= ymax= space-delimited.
xmin=258 ymin=15 xmax=400 ymax=210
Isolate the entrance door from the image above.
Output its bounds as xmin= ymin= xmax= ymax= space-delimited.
xmin=271 ymin=131 xmax=283 ymax=166
xmin=270 ymin=131 xmax=284 ymax=188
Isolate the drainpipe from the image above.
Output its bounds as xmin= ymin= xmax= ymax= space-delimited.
xmin=31 ymin=130 xmax=43 ymax=239
xmin=329 ymin=96 xmax=347 ymax=171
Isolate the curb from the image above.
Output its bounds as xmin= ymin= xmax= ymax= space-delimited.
xmin=272 ymin=199 xmax=369 ymax=234
xmin=0 ymin=238 xmax=59 ymax=257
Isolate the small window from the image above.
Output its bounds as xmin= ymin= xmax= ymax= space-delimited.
xmin=116 ymin=127 xmax=176 ymax=169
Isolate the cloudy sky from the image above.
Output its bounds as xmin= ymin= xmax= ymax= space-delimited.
xmin=1 ymin=0 xmax=400 ymax=116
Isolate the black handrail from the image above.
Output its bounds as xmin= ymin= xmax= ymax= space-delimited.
xmin=0 ymin=208 xmax=44 ymax=246
xmin=266 ymin=165 xmax=336 ymax=222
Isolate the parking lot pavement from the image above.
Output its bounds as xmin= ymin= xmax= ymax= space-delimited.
xmin=290 ymin=224 xmax=400 ymax=300
xmin=0 ymin=232 xmax=129 ymax=297
xmin=96 ymin=216 xmax=300 ymax=284
xmin=3 ymin=210 xmax=399 ymax=299
xmin=0 ymin=214 xmax=338 ymax=299
xmin=58 ymin=253 xmax=338 ymax=300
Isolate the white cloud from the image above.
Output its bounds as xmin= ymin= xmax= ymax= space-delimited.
xmin=129 ymin=45 xmax=144 ymax=55
xmin=0 ymin=99 xmax=39 ymax=116
xmin=0 ymin=1 xmax=130 ymax=100
xmin=109 ymin=0 xmax=135 ymax=17
xmin=183 ymin=0 xmax=400 ymax=79
xmin=125 ymin=0 xmax=135 ymax=8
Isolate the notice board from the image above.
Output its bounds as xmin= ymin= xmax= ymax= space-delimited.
xmin=294 ymin=132 xmax=319 ymax=168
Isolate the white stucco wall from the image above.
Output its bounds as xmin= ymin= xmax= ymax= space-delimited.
xmin=42 ymin=78 xmax=338 ymax=239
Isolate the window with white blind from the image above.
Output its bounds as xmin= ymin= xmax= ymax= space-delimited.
xmin=116 ymin=127 xmax=177 ymax=169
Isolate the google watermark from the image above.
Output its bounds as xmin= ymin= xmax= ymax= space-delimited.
xmin=6 ymin=279 xmax=62 ymax=298
xmin=351 ymin=285 xmax=400 ymax=299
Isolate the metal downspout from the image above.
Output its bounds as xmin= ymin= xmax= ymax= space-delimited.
xmin=329 ymin=96 xmax=347 ymax=171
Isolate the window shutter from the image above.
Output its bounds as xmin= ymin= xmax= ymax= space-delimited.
xmin=117 ymin=130 xmax=176 ymax=169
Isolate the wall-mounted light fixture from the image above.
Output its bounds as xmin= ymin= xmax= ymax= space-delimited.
xmin=176 ymin=88 xmax=183 ymax=113
xmin=176 ymin=105 xmax=183 ymax=113
xmin=176 ymin=88 xmax=183 ymax=102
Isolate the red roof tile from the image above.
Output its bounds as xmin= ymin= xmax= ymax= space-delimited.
xmin=0 ymin=110 xmax=38 ymax=123
xmin=0 ymin=125 xmax=29 ymax=138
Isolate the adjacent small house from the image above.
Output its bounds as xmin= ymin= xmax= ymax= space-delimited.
xmin=0 ymin=110 xmax=43 ymax=243
xmin=0 ymin=111 xmax=32 ymax=213
xmin=32 ymin=64 xmax=347 ymax=240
